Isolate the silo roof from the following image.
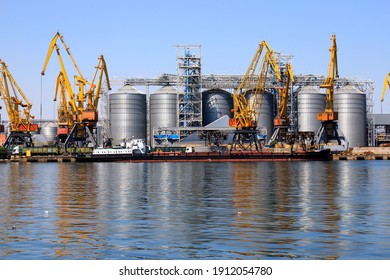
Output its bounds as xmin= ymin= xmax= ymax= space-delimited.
xmin=44 ymin=122 xmax=57 ymax=127
xmin=154 ymin=85 xmax=181 ymax=94
xmin=115 ymin=84 xmax=143 ymax=94
xmin=335 ymin=85 xmax=363 ymax=94
xmin=299 ymin=85 xmax=323 ymax=94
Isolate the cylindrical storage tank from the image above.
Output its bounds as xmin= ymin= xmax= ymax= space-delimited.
xmin=298 ymin=86 xmax=326 ymax=132
xmin=246 ymin=91 xmax=274 ymax=141
xmin=41 ymin=123 xmax=58 ymax=142
xmin=202 ymin=89 xmax=233 ymax=126
xmin=334 ymin=85 xmax=367 ymax=147
xmin=96 ymin=125 xmax=103 ymax=147
xmin=5 ymin=123 xmax=12 ymax=135
xmin=109 ymin=85 xmax=147 ymax=146
xmin=150 ymin=85 xmax=178 ymax=134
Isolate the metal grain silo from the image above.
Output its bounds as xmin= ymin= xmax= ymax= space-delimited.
xmin=246 ymin=91 xmax=274 ymax=141
xmin=334 ymin=85 xmax=367 ymax=147
xmin=258 ymin=92 xmax=274 ymax=141
xmin=109 ymin=85 xmax=147 ymax=145
xmin=202 ymin=89 xmax=233 ymax=126
xmin=40 ymin=122 xmax=58 ymax=142
xmin=150 ymin=85 xmax=178 ymax=134
xmin=297 ymin=86 xmax=325 ymax=132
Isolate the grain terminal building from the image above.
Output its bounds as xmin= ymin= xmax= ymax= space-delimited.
xmin=103 ymin=73 xmax=375 ymax=148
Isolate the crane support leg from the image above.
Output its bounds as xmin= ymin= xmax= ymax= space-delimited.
xmin=230 ymin=130 xmax=261 ymax=152
xmin=85 ymin=126 xmax=97 ymax=147
xmin=64 ymin=124 xmax=97 ymax=153
xmin=267 ymin=127 xmax=281 ymax=146
xmin=314 ymin=121 xmax=349 ymax=152
xmin=3 ymin=132 xmax=34 ymax=148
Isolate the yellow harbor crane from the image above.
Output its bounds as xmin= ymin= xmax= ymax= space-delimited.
xmin=381 ymin=72 xmax=390 ymax=110
xmin=229 ymin=40 xmax=281 ymax=151
xmin=379 ymin=73 xmax=390 ymax=144
xmin=83 ymin=55 xmax=111 ymax=129
xmin=276 ymin=63 xmax=294 ymax=124
xmin=314 ymin=34 xmax=348 ymax=151
xmin=41 ymin=32 xmax=110 ymax=146
xmin=41 ymin=32 xmax=87 ymax=144
xmin=0 ymin=59 xmax=38 ymax=147
xmin=318 ymin=34 xmax=338 ymax=122
xmin=53 ymin=72 xmax=73 ymax=141
xmin=268 ymin=62 xmax=295 ymax=146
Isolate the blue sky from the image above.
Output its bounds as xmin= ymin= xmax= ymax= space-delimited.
xmin=1 ymin=0 xmax=389 ymax=119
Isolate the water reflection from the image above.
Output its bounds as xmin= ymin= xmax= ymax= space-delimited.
xmin=335 ymin=162 xmax=381 ymax=257
xmin=230 ymin=163 xmax=289 ymax=257
xmin=230 ymin=162 xmax=346 ymax=259
xmin=54 ymin=163 xmax=100 ymax=258
xmin=1 ymin=161 xmax=390 ymax=259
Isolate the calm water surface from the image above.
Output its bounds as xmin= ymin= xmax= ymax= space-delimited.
xmin=1 ymin=161 xmax=390 ymax=259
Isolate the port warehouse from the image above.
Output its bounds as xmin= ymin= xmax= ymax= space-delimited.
xmin=1 ymin=73 xmax=385 ymax=150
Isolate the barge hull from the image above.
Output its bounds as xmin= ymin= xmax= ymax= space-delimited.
xmin=75 ymin=150 xmax=332 ymax=162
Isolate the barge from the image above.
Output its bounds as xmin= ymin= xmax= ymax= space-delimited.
xmin=75 ymin=148 xmax=332 ymax=162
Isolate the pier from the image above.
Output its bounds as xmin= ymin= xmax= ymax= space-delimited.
xmin=333 ymin=147 xmax=390 ymax=160
xmin=1 ymin=155 xmax=76 ymax=163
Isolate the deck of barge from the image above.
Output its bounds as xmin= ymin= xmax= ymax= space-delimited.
xmin=2 ymin=147 xmax=390 ymax=162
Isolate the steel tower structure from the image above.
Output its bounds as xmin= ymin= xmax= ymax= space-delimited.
xmin=176 ymin=45 xmax=202 ymax=131
xmin=97 ymin=81 xmax=110 ymax=146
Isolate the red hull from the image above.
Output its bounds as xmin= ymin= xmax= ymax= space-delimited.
xmin=76 ymin=150 xmax=332 ymax=162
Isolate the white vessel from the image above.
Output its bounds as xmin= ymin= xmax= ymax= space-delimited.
xmin=77 ymin=139 xmax=147 ymax=162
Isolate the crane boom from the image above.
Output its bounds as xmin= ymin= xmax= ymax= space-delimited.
xmin=267 ymin=62 xmax=295 ymax=147
xmin=41 ymin=33 xmax=81 ymax=114
xmin=82 ymin=55 xmax=111 ymax=128
xmin=318 ymin=34 xmax=338 ymax=121
xmin=93 ymin=55 xmax=111 ymax=109
xmin=277 ymin=63 xmax=294 ymax=121
xmin=41 ymin=32 xmax=85 ymax=81
xmin=0 ymin=59 xmax=38 ymax=133
xmin=229 ymin=40 xmax=281 ymax=129
xmin=54 ymin=72 xmax=73 ymax=138
xmin=381 ymin=72 xmax=390 ymax=103
xmin=85 ymin=55 xmax=111 ymax=111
